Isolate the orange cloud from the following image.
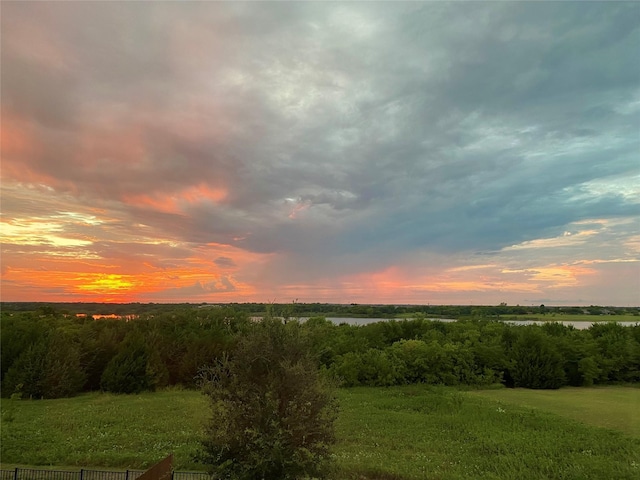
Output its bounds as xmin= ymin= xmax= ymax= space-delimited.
xmin=1 ymin=117 xmax=35 ymax=159
xmin=124 ymin=183 xmax=228 ymax=214
xmin=123 ymin=193 xmax=183 ymax=214
xmin=0 ymin=231 xmax=269 ymax=302
xmin=502 ymin=264 xmax=596 ymax=288
xmin=2 ymin=261 xmax=255 ymax=303
xmin=0 ymin=115 xmax=51 ymax=185
xmin=332 ymin=261 xmax=596 ymax=302
xmin=418 ymin=280 xmax=538 ymax=294
xmin=74 ymin=119 xmax=148 ymax=168
xmin=182 ymin=183 xmax=228 ymax=203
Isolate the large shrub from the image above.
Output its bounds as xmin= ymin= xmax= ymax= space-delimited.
xmin=198 ymin=319 xmax=338 ymax=480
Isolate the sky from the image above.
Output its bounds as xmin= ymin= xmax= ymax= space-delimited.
xmin=1 ymin=1 xmax=639 ymax=306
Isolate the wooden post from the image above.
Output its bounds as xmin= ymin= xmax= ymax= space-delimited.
xmin=136 ymin=455 xmax=173 ymax=480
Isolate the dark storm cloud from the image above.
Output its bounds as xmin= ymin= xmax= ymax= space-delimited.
xmin=3 ymin=1 xmax=638 ymax=284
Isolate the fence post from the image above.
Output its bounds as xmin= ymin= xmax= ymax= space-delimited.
xmin=13 ymin=468 xmax=18 ymax=480
xmin=126 ymin=470 xmax=129 ymax=480
xmin=79 ymin=470 xmax=84 ymax=480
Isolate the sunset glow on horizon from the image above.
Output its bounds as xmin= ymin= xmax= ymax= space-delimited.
xmin=2 ymin=2 xmax=639 ymax=306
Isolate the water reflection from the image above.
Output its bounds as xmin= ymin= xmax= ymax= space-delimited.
xmin=306 ymin=317 xmax=638 ymax=330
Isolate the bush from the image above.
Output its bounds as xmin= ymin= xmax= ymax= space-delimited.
xmin=198 ymin=319 xmax=338 ymax=480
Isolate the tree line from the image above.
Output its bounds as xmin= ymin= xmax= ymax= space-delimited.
xmin=2 ymin=306 xmax=639 ymax=399
xmin=2 ymin=301 xmax=638 ymax=319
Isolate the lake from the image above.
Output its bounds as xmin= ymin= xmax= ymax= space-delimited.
xmin=79 ymin=313 xmax=638 ymax=330
xmin=302 ymin=317 xmax=639 ymax=330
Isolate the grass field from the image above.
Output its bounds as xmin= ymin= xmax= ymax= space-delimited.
xmin=0 ymin=389 xmax=208 ymax=470
xmin=470 ymin=386 xmax=640 ymax=438
xmin=496 ymin=313 xmax=639 ymax=323
xmin=2 ymin=386 xmax=639 ymax=479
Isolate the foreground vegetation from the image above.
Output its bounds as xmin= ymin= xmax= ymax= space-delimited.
xmin=2 ymin=386 xmax=639 ymax=479
xmin=3 ymin=304 xmax=639 ymax=477
xmin=198 ymin=319 xmax=339 ymax=479
xmin=3 ymin=305 xmax=640 ymax=401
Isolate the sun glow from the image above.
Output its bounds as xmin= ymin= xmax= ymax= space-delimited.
xmin=76 ymin=274 xmax=136 ymax=293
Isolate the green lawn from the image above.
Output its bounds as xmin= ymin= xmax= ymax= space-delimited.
xmin=470 ymin=385 xmax=640 ymax=438
xmin=0 ymin=389 xmax=209 ymax=470
xmin=2 ymin=386 xmax=639 ymax=479
xmin=336 ymin=386 xmax=639 ymax=479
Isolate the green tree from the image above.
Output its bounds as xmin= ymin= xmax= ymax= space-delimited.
xmin=1 ymin=313 xmax=50 ymax=386
xmin=510 ymin=328 xmax=566 ymax=389
xmin=389 ymin=339 xmax=430 ymax=383
xmin=2 ymin=340 xmax=48 ymax=398
xmin=198 ymin=319 xmax=338 ymax=480
xmin=330 ymin=348 xmax=403 ymax=386
xmin=2 ymin=326 xmax=85 ymax=399
xmin=589 ymin=322 xmax=639 ymax=382
xmin=41 ymin=332 xmax=85 ymax=398
xmin=100 ymin=336 xmax=151 ymax=394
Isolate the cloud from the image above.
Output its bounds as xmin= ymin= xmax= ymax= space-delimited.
xmin=140 ymin=277 xmax=237 ymax=301
xmin=2 ymin=1 xmax=639 ymax=304
xmin=214 ymin=257 xmax=236 ymax=268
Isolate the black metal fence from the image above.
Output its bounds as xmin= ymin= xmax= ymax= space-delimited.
xmin=0 ymin=469 xmax=208 ymax=480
